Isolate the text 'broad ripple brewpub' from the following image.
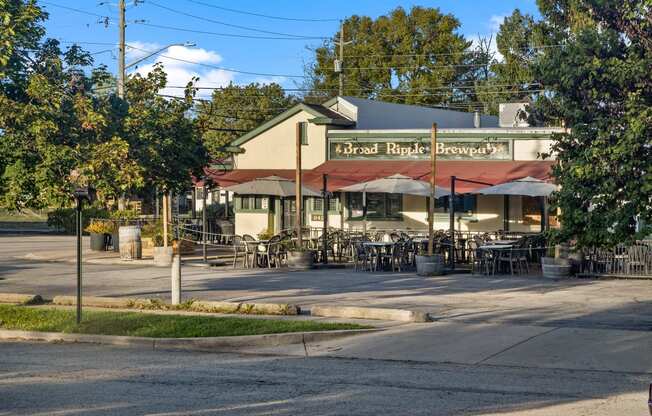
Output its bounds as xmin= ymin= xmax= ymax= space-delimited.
xmin=206 ymin=96 xmax=563 ymax=237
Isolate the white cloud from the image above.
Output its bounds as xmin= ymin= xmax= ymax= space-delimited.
xmin=489 ymin=14 xmax=507 ymax=33
xmin=468 ymin=34 xmax=502 ymax=62
xmin=127 ymin=43 xmax=233 ymax=98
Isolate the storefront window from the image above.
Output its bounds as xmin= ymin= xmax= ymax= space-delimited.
xmin=237 ymin=195 xmax=267 ymax=211
xmin=438 ymin=195 xmax=477 ymax=213
xmin=312 ymin=196 xmax=339 ymax=212
xmin=522 ymin=196 xmax=542 ymax=225
xmin=347 ymin=193 xmax=402 ymax=220
xmin=240 ymin=196 xmax=250 ymax=210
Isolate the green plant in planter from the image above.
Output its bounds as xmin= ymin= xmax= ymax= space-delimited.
xmin=84 ymin=221 xmax=114 ymax=235
xmin=257 ymin=229 xmax=274 ymax=241
xmin=142 ymin=221 xmax=172 ymax=247
xmin=109 ymin=209 xmax=140 ymax=222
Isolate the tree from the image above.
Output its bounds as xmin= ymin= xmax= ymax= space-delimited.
xmin=303 ymin=6 xmax=475 ymax=107
xmin=476 ymin=9 xmax=542 ymax=113
xmin=533 ymin=0 xmax=652 ymax=247
xmin=122 ymin=64 xmax=207 ymax=194
xmin=196 ymin=83 xmax=296 ymax=160
xmin=0 ymin=38 xmax=118 ymax=209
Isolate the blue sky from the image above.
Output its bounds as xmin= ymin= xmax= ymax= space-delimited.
xmin=41 ymin=0 xmax=540 ymax=97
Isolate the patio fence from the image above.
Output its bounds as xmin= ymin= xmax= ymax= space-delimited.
xmin=578 ymin=240 xmax=652 ymax=278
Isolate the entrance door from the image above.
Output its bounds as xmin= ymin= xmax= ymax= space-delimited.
xmin=282 ymin=198 xmax=296 ymax=232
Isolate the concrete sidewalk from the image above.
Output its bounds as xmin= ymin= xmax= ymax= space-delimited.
xmin=242 ymin=320 xmax=652 ymax=374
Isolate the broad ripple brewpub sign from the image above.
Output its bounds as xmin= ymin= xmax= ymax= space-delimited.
xmin=328 ymin=137 xmax=512 ymax=161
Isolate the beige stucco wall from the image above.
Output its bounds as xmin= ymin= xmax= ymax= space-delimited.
xmin=513 ymin=139 xmax=554 ymax=161
xmin=234 ymin=111 xmax=328 ymax=170
xmin=234 ymin=212 xmax=269 ymax=237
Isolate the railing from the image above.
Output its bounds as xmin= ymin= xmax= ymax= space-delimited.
xmin=578 ymin=241 xmax=652 ymax=278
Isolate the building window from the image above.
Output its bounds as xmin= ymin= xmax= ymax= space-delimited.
xmin=240 ymin=196 xmax=250 ymax=210
xmin=438 ymin=195 xmax=477 ymax=213
xmin=299 ymin=122 xmax=308 ymax=145
xmin=522 ymin=196 xmax=542 ymax=225
xmin=312 ymin=195 xmax=339 ymax=212
xmin=347 ymin=193 xmax=402 ymax=220
xmin=254 ymin=196 xmax=264 ymax=210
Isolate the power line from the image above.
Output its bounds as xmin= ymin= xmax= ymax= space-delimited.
xmin=146 ymin=1 xmax=329 ymax=39
xmin=39 ymin=1 xmax=110 ymax=19
xmin=125 ymin=44 xmax=308 ymax=78
xmin=182 ymin=0 xmax=339 ymax=22
xmin=135 ymin=22 xmax=326 ymax=41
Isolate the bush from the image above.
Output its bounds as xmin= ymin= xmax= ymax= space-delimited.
xmin=109 ymin=209 xmax=140 ymax=221
xmin=141 ymin=221 xmax=171 ymax=247
xmin=84 ymin=221 xmax=114 ymax=234
xmin=47 ymin=206 xmax=109 ymax=234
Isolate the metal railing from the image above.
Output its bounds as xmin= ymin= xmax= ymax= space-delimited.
xmin=578 ymin=241 xmax=652 ymax=278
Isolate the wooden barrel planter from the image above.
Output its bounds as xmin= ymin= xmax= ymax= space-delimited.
xmin=415 ymin=254 xmax=445 ymax=276
xmin=119 ymin=225 xmax=142 ymax=260
xmin=541 ymin=257 xmax=572 ymax=279
xmin=287 ymin=250 xmax=314 ymax=270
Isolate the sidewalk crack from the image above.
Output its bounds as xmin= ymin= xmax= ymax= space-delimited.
xmin=475 ymin=327 xmax=560 ymax=366
xmin=301 ymin=334 xmax=309 ymax=357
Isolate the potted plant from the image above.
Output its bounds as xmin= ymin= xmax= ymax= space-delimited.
xmin=84 ymin=221 xmax=113 ymax=251
xmin=415 ymin=253 xmax=445 ymax=276
xmin=286 ymin=247 xmax=315 ymax=270
xmin=541 ymin=242 xmax=572 ymax=279
xmin=109 ymin=209 xmax=140 ymax=252
xmin=153 ymin=234 xmax=173 ymax=267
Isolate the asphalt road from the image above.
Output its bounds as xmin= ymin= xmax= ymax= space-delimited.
xmin=1 ymin=340 xmax=649 ymax=416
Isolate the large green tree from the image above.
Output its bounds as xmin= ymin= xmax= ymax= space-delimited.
xmin=196 ymin=83 xmax=296 ymax=160
xmin=123 ymin=64 xmax=207 ymax=194
xmin=475 ymin=9 xmax=543 ymax=113
xmin=0 ymin=38 xmax=119 ymax=209
xmin=304 ymin=6 xmax=476 ymax=107
xmin=534 ymin=0 xmax=652 ymax=247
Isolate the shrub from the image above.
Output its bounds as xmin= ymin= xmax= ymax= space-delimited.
xmin=84 ymin=221 xmax=114 ymax=234
xmin=47 ymin=206 xmax=109 ymax=234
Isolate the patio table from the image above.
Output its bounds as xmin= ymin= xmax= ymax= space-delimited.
xmin=363 ymin=241 xmax=397 ymax=271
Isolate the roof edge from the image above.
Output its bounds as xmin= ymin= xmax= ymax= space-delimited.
xmin=230 ymin=103 xmax=331 ymax=147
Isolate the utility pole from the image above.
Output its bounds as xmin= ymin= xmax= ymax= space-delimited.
xmin=338 ymin=21 xmax=344 ymax=96
xmin=334 ymin=20 xmax=351 ymax=97
xmin=295 ymin=122 xmax=303 ymax=250
xmin=117 ymin=0 xmax=126 ymax=99
xmin=428 ymin=123 xmax=437 ymax=257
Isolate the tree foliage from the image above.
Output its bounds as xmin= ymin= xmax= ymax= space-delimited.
xmin=196 ymin=83 xmax=296 ymax=160
xmin=304 ymin=6 xmax=477 ymax=107
xmin=534 ymin=0 xmax=652 ymax=247
xmin=0 ymin=0 xmax=207 ymax=209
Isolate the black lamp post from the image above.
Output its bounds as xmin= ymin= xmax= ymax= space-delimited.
xmin=72 ymin=185 xmax=96 ymax=324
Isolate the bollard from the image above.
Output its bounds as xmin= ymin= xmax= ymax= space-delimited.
xmin=171 ymin=254 xmax=181 ymax=305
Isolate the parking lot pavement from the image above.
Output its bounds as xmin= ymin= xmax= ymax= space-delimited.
xmin=2 ymin=235 xmax=652 ymax=331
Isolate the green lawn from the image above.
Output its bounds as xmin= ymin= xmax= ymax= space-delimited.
xmin=0 ymin=305 xmax=369 ymax=338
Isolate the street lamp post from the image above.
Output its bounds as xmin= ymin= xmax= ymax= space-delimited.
xmin=125 ymin=42 xmax=196 ymax=70
xmin=72 ymin=186 xmax=96 ymax=325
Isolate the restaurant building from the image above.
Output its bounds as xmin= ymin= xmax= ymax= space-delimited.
xmin=210 ymin=96 xmax=564 ymax=237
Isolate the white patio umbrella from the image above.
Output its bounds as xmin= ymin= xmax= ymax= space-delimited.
xmin=339 ymin=174 xmax=452 ymax=235
xmin=474 ymin=176 xmax=557 ymax=197
xmin=225 ymin=175 xmax=321 ymax=197
xmin=338 ymin=174 xmax=451 ymax=198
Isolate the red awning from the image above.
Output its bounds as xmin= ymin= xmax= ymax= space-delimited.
xmin=309 ymin=160 xmax=555 ymax=193
xmin=207 ymin=160 xmax=555 ymax=194
xmin=207 ymin=169 xmax=297 ymax=188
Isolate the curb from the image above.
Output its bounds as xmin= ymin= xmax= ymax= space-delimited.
xmin=0 ymin=293 xmax=43 ymax=305
xmin=311 ymin=305 xmax=431 ymax=323
xmin=52 ymin=296 xmax=301 ymax=316
xmin=0 ymin=328 xmax=380 ymax=352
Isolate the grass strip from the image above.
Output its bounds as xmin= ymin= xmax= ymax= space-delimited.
xmin=0 ymin=305 xmax=369 ymax=338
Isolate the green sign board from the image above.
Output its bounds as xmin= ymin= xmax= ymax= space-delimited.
xmin=329 ymin=138 xmax=512 ymax=161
